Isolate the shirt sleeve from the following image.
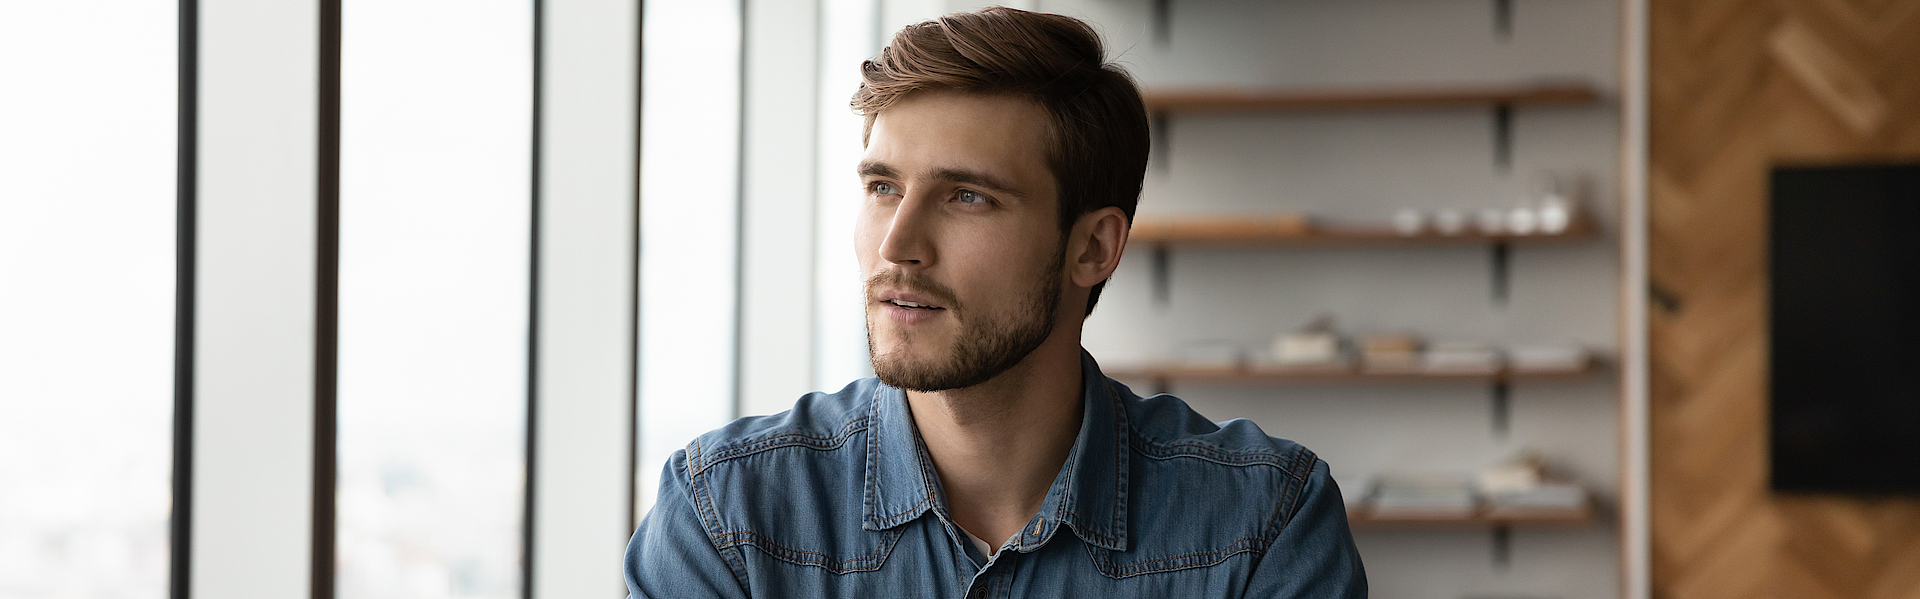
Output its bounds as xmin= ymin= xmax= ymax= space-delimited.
xmin=625 ymin=449 xmax=752 ymax=599
xmin=1244 ymin=458 xmax=1368 ymax=598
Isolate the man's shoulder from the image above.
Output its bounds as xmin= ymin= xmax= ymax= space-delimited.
xmin=683 ymin=378 xmax=880 ymax=474
xmin=1101 ymin=380 xmax=1350 ymax=570
xmin=1120 ymin=385 xmax=1318 ymax=475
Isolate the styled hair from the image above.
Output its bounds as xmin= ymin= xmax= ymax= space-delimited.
xmin=852 ymin=6 xmax=1150 ymax=316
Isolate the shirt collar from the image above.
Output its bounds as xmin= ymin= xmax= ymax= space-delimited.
xmin=861 ymin=349 xmax=1131 ymax=552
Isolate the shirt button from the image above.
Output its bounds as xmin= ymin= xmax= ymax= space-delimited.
xmin=1031 ymin=517 xmax=1044 ymax=536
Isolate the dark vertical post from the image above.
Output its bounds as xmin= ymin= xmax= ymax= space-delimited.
xmin=1151 ymin=244 xmax=1172 ymax=306
xmin=1491 ymin=524 xmax=1512 ymax=570
xmin=1490 ymin=378 xmax=1511 ymax=438
xmin=1152 ymin=0 xmax=1172 ymax=45
xmin=1493 ymin=0 xmax=1513 ymax=41
xmin=171 ymin=2 xmax=198 ymax=598
xmin=1490 ymin=241 xmax=1511 ymax=305
xmin=627 ymin=0 xmax=645 ymax=536
xmin=314 ymin=1 xmax=342 ymax=598
xmin=524 ymin=1 xmax=544 ymax=596
xmin=1491 ymin=103 xmax=1513 ymax=173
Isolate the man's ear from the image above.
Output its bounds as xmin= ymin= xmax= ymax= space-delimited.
xmin=1068 ymin=206 xmax=1130 ymax=289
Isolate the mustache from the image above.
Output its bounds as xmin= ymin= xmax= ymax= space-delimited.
xmin=864 ymin=269 xmax=962 ymax=310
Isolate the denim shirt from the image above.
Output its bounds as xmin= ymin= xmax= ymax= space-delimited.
xmin=625 ymin=351 xmax=1366 ymax=598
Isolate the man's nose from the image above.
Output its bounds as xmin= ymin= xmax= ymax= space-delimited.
xmin=877 ymin=195 xmax=936 ymax=266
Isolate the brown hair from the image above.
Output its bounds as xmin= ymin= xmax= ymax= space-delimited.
xmin=852 ymin=6 xmax=1150 ymax=316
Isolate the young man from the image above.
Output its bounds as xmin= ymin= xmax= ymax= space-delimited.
xmin=626 ymin=7 xmax=1365 ymax=598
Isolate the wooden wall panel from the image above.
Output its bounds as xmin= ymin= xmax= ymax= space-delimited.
xmin=1649 ymin=0 xmax=1920 ymax=598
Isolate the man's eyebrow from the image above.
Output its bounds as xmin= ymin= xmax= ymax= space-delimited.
xmin=928 ymin=167 xmax=1020 ymax=195
xmin=857 ymin=161 xmax=898 ymax=179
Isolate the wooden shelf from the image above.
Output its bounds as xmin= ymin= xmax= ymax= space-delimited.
xmin=1129 ymin=215 xmax=1597 ymax=247
xmin=1347 ymin=503 xmax=1597 ymax=530
xmin=1143 ymin=82 xmax=1600 ymax=113
xmin=1107 ymin=362 xmax=1597 ymax=384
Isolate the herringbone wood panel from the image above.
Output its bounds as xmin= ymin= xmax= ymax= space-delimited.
xmin=1650 ymin=0 xmax=1920 ymax=598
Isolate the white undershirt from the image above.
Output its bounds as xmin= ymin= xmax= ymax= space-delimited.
xmin=964 ymin=528 xmax=998 ymax=558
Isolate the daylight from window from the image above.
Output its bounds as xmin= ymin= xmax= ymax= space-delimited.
xmin=0 ymin=3 xmax=176 ymax=598
xmin=337 ymin=1 xmax=532 ymax=597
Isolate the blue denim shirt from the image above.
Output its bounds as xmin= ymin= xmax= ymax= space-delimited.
xmin=626 ymin=351 xmax=1366 ymax=598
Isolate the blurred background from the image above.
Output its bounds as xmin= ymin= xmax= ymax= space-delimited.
xmin=2 ymin=0 xmax=1916 ymax=598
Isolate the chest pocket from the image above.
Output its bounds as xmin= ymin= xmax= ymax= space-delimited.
xmin=1083 ymin=536 xmax=1266 ymax=578
xmin=714 ymin=526 xmax=903 ymax=574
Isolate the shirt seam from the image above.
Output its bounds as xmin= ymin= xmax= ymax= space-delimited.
xmin=692 ymin=414 xmax=872 ymax=479
xmin=684 ymin=437 xmax=754 ymax=590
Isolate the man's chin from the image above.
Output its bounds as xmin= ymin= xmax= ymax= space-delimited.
xmin=871 ymin=350 xmax=964 ymax=392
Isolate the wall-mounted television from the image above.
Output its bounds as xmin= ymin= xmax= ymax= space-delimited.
xmin=1770 ymin=163 xmax=1920 ymax=493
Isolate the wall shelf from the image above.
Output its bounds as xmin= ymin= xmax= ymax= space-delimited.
xmin=1111 ymin=360 xmax=1602 ymax=440
xmin=1143 ymin=82 xmax=1600 ymax=113
xmin=1129 ymin=214 xmax=1599 ymax=305
xmin=1347 ymin=503 xmax=1596 ymax=530
xmin=1129 ymin=215 xmax=1597 ymax=248
xmin=1142 ymin=82 xmax=1601 ymax=172
xmin=1349 ymin=500 xmax=1599 ymax=568
xmin=1106 ymin=361 xmax=1599 ymax=386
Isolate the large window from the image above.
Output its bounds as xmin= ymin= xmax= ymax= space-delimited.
xmin=636 ymin=0 xmax=743 ymax=513
xmin=337 ymin=1 xmax=533 ymax=596
xmin=0 ymin=2 xmax=176 ymax=598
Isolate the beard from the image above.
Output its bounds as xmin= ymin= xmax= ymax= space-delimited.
xmin=865 ymin=246 xmax=1064 ymax=392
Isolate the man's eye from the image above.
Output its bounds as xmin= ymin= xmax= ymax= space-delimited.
xmin=871 ymin=181 xmax=899 ymax=196
xmin=956 ymin=190 xmax=986 ymax=204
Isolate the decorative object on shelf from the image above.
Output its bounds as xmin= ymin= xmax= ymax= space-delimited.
xmin=1486 ymin=483 xmax=1589 ymax=517
xmin=1531 ymin=171 xmax=1585 ymax=235
xmin=1423 ymin=340 xmax=1503 ymax=374
xmin=1477 ymin=452 xmax=1593 ymax=518
xmin=1476 ymin=452 xmax=1549 ymax=495
xmin=1506 ymin=344 xmax=1591 ymax=372
xmin=1537 ymin=195 xmax=1573 ymax=235
xmin=1271 ymin=315 xmax=1346 ymax=367
xmin=1351 ymin=454 xmax=1595 ymax=529
xmin=1392 ymin=209 xmax=1427 ymax=236
xmin=1359 ymin=333 xmax=1423 ymax=372
xmin=1505 ymin=205 xmax=1539 ymax=235
xmin=1365 ymin=473 xmax=1478 ymax=519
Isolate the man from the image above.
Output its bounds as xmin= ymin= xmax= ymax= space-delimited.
xmin=626 ymin=7 xmax=1365 ymax=598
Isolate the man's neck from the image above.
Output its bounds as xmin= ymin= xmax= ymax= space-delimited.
xmin=906 ymin=332 xmax=1086 ymax=556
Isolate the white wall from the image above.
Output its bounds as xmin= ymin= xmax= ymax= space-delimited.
xmin=1049 ymin=1 xmax=1625 ymax=598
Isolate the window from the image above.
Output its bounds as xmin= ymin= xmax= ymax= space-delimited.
xmin=0 ymin=2 xmax=177 ymax=597
xmin=336 ymin=2 xmax=533 ymax=596
xmin=636 ymin=0 xmax=743 ymax=513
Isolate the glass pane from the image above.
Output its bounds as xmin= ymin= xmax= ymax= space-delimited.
xmin=337 ymin=1 xmax=532 ymax=597
xmin=0 ymin=3 xmax=176 ymax=598
xmin=636 ymin=0 xmax=742 ymax=514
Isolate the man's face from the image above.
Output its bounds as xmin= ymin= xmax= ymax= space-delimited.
xmin=856 ymin=91 xmax=1067 ymax=392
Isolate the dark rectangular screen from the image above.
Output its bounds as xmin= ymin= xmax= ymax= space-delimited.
xmin=1770 ymin=163 xmax=1920 ymax=493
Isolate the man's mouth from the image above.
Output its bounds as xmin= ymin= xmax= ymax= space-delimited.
xmin=886 ymin=299 xmax=943 ymax=311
